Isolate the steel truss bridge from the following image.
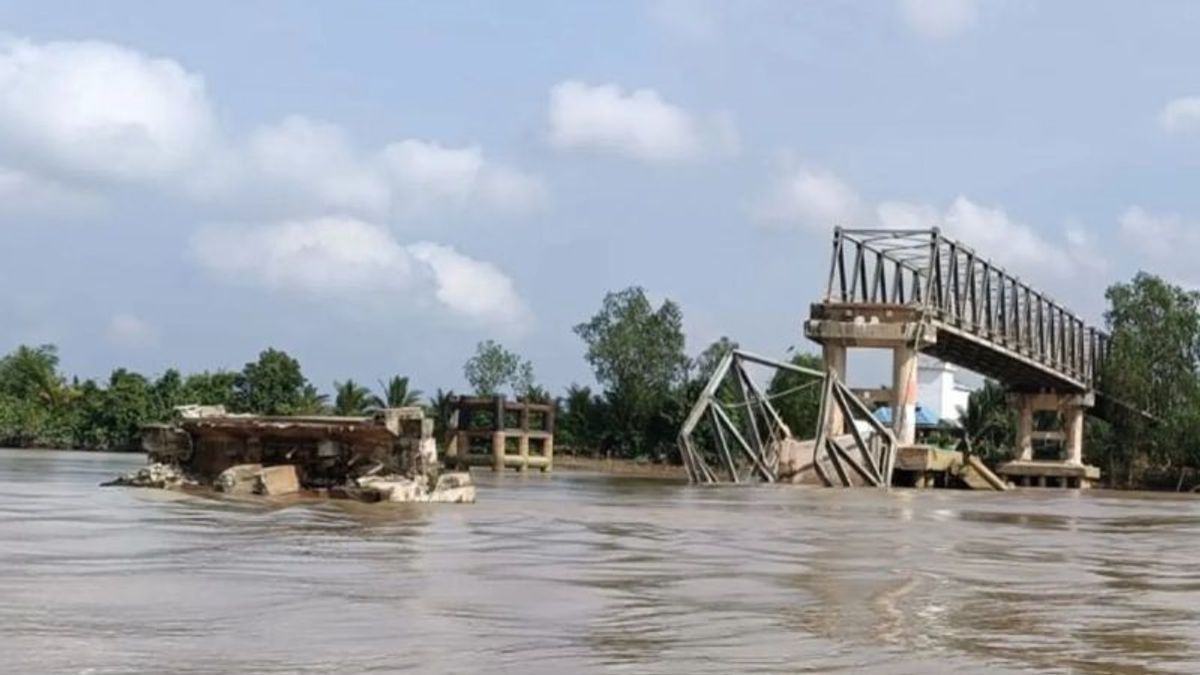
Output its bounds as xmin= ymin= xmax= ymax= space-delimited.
xmin=817 ymin=228 xmax=1109 ymax=393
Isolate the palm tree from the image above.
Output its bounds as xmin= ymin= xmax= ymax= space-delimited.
xmin=334 ymin=379 xmax=373 ymax=415
xmin=372 ymin=375 xmax=422 ymax=408
xmin=427 ymin=388 xmax=456 ymax=441
xmin=956 ymin=379 xmax=1014 ymax=460
xmin=294 ymin=384 xmax=330 ymax=415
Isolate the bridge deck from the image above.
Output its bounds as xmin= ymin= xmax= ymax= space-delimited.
xmin=810 ymin=229 xmax=1109 ymax=395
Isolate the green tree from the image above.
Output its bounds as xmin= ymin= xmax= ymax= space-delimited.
xmin=766 ymin=351 xmax=824 ymax=440
xmin=333 ymin=379 xmax=374 ymax=416
xmin=1102 ymin=272 xmax=1200 ymax=486
xmin=956 ymin=379 xmax=1014 ymax=461
xmin=295 ymin=384 xmax=331 ymax=415
xmin=234 ymin=348 xmax=309 ymax=415
xmin=100 ymin=369 xmax=154 ymax=450
xmin=180 ymin=371 xmax=239 ymax=408
xmin=0 ymin=344 xmax=67 ymax=406
xmin=463 ymin=340 xmax=534 ymax=397
xmin=557 ymin=384 xmax=606 ymax=452
xmin=373 ymin=375 xmax=422 ymax=408
xmin=692 ymin=336 xmax=739 ymax=383
xmin=426 ymin=388 xmax=456 ymax=441
xmin=574 ymin=287 xmax=688 ymax=457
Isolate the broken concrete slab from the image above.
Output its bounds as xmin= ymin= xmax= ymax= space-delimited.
xmin=216 ymin=464 xmax=263 ymax=495
xmin=101 ymin=462 xmax=190 ymax=489
xmin=256 ymin=465 xmax=300 ymax=496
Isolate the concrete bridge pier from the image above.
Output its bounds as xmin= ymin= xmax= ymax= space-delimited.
xmin=807 ymin=308 xmax=934 ymax=447
xmin=892 ymin=343 xmax=919 ymax=447
xmin=1001 ymin=391 xmax=1099 ymax=488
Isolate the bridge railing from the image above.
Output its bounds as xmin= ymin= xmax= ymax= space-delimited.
xmin=823 ymin=228 xmax=1109 ymax=389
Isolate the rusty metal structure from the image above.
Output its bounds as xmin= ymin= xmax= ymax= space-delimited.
xmin=677 ymin=350 xmax=897 ymax=487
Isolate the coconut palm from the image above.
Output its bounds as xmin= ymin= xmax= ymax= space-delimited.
xmin=956 ymin=379 xmax=1014 ymax=460
xmin=372 ymin=375 xmax=423 ymax=409
xmin=294 ymin=384 xmax=330 ymax=415
xmin=334 ymin=379 xmax=374 ymax=415
xmin=427 ymin=388 xmax=455 ymax=440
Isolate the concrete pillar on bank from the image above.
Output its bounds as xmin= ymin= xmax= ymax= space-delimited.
xmin=518 ymin=434 xmax=530 ymax=472
xmin=1015 ymin=394 xmax=1034 ymax=461
xmin=892 ymin=343 xmax=918 ymax=446
xmin=823 ymin=343 xmax=848 ymax=435
xmin=492 ymin=431 xmax=506 ymax=471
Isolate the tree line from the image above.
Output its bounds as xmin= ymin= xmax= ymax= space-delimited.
xmin=3 ymin=274 xmax=1198 ymax=489
xmin=0 ymin=286 xmax=819 ymax=459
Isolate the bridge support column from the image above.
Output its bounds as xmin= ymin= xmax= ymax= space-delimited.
xmin=1064 ymin=401 xmax=1085 ymax=466
xmin=823 ymin=343 xmax=847 ymax=435
xmin=892 ymin=343 xmax=918 ymax=446
xmin=1015 ymin=395 xmax=1035 ymax=462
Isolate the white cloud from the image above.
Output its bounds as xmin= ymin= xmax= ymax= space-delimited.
xmin=898 ymin=0 xmax=978 ymax=40
xmin=244 ymin=116 xmax=391 ymax=215
xmin=1119 ymin=206 xmax=1197 ymax=260
xmin=756 ymin=163 xmax=1101 ymax=276
xmin=0 ymin=36 xmax=545 ymax=220
xmin=878 ymin=196 xmax=1103 ymax=275
xmin=105 ymin=313 xmax=161 ymax=348
xmin=0 ymin=37 xmax=214 ymax=183
xmin=381 ymin=138 xmax=547 ymax=214
xmin=1158 ymin=97 xmax=1200 ymax=135
xmin=753 ymin=167 xmax=865 ymax=230
xmin=190 ymin=217 xmax=530 ymax=329
xmin=547 ymin=80 xmax=734 ymax=162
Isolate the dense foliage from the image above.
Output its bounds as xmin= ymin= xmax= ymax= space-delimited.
xmin=4 ymin=273 xmax=1199 ymax=489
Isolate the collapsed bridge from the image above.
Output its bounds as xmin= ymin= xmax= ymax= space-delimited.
xmin=680 ymin=227 xmax=1113 ymax=489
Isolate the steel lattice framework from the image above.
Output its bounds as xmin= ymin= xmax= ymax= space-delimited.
xmin=820 ymin=228 xmax=1110 ymax=393
xmin=677 ymin=350 xmax=897 ymax=487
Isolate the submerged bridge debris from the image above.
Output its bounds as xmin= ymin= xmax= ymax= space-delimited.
xmin=678 ymin=349 xmax=897 ymax=487
xmin=106 ymin=405 xmax=475 ymax=503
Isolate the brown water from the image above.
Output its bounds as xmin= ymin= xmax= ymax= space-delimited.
xmin=3 ymin=449 xmax=1200 ymax=674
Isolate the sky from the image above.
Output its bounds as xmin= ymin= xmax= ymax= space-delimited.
xmin=1 ymin=0 xmax=1200 ymax=394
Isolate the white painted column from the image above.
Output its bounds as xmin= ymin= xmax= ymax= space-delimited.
xmin=892 ymin=344 xmax=918 ymax=446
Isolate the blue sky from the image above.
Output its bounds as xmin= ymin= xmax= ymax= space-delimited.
xmin=1 ymin=0 xmax=1199 ymax=394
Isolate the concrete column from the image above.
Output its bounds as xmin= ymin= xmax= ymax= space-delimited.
xmin=823 ymin=343 xmax=848 ymax=436
xmin=1064 ymin=402 xmax=1084 ymax=465
xmin=892 ymin=343 xmax=918 ymax=446
xmin=518 ymin=434 xmax=530 ymax=472
xmin=492 ymin=431 xmax=506 ymax=471
xmin=1015 ymin=395 xmax=1034 ymax=461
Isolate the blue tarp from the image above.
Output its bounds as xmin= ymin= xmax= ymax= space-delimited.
xmin=871 ymin=405 xmax=944 ymax=427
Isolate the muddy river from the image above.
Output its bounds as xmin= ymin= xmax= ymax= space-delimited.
xmin=2 ymin=448 xmax=1199 ymax=674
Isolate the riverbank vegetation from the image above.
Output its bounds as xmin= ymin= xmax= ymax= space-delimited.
xmin=2 ymin=274 xmax=1198 ymax=490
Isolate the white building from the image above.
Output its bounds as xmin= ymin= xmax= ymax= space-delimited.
xmin=917 ymin=356 xmax=974 ymax=425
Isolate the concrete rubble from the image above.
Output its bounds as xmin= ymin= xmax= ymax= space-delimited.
xmin=104 ymin=405 xmax=475 ymax=504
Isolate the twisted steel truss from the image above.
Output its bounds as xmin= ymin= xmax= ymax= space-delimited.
xmin=677 ymin=350 xmax=897 ymax=487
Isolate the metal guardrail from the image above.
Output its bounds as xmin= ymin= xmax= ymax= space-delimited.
xmin=823 ymin=228 xmax=1110 ymax=391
